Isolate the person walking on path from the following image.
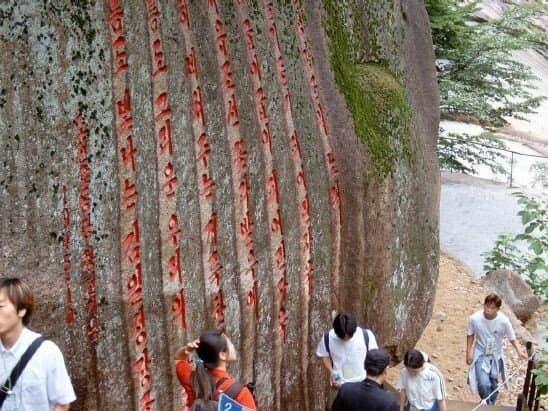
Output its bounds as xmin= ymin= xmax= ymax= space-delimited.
xmin=466 ymin=293 xmax=527 ymax=405
xmin=331 ymin=348 xmax=399 ymax=411
xmin=174 ymin=330 xmax=257 ymax=410
xmin=0 ymin=277 xmax=76 ymax=411
xmin=397 ymin=349 xmax=447 ymax=411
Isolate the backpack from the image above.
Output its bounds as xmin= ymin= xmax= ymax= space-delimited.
xmin=323 ymin=327 xmax=370 ymax=365
xmin=189 ymin=377 xmax=248 ymax=411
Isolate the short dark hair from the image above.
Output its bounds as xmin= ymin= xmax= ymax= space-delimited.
xmin=0 ymin=277 xmax=35 ymax=325
xmin=333 ymin=313 xmax=357 ymax=339
xmin=484 ymin=293 xmax=502 ymax=308
xmin=404 ymin=349 xmax=425 ymax=369
xmin=364 ymin=349 xmax=390 ymax=376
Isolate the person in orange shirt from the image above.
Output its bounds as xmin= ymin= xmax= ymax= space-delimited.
xmin=174 ymin=330 xmax=257 ymax=410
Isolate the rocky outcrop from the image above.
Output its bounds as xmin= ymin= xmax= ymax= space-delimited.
xmin=483 ymin=269 xmax=541 ymax=323
xmin=0 ymin=1 xmax=439 ymax=410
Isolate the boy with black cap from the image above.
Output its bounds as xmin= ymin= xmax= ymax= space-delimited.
xmin=331 ymin=348 xmax=399 ymax=411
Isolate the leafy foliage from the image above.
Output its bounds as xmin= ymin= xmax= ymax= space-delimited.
xmin=483 ymin=192 xmax=548 ymax=298
xmin=426 ymin=0 xmax=547 ymax=127
xmin=530 ymin=162 xmax=548 ymax=189
xmin=532 ymin=349 xmax=548 ymax=399
xmin=427 ymin=1 xmax=547 ymax=175
xmin=437 ymin=131 xmax=507 ymax=175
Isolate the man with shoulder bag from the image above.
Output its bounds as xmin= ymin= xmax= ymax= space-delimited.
xmin=0 ymin=277 xmax=76 ymax=410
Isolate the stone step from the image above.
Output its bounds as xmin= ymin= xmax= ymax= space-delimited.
xmin=385 ymin=382 xmax=518 ymax=411
xmin=447 ymin=399 xmax=516 ymax=411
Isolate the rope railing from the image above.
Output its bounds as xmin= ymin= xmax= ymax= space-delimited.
xmin=469 ymin=356 xmax=529 ymax=411
xmin=468 ymin=342 xmax=541 ymax=411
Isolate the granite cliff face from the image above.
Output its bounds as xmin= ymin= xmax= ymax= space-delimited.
xmin=0 ymin=1 xmax=439 ymax=409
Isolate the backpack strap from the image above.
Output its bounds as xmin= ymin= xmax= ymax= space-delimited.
xmin=216 ymin=377 xmax=229 ymax=389
xmin=362 ymin=328 xmax=370 ymax=351
xmin=0 ymin=336 xmax=46 ymax=407
xmin=324 ymin=331 xmax=330 ymax=356
xmin=323 ymin=331 xmax=333 ymax=366
xmin=224 ymin=381 xmax=246 ymax=400
xmin=216 ymin=377 xmax=246 ymax=401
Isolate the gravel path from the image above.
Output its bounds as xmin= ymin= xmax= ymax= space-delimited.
xmin=440 ymin=172 xmax=547 ymax=349
xmin=440 ymin=172 xmax=523 ymax=278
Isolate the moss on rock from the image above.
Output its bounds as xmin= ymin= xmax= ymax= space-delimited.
xmin=324 ymin=0 xmax=413 ymax=176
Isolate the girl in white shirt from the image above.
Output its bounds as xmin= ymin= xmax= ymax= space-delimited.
xmin=397 ymin=349 xmax=447 ymax=411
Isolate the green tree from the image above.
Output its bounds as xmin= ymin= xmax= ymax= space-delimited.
xmin=437 ymin=132 xmax=507 ymax=175
xmin=426 ymin=1 xmax=547 ymax=175
xmin=427 ymin=0 xmax=547 ymax=127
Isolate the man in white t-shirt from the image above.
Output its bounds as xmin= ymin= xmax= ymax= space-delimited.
xmin=0 ymin=277 xmax=76 ymax=410
xmin=397 ymin=349 xmax=447 ymax=411
xmin=466 ymin=293 xmax=526 ymax=405
xmin=316 ymin=313 xmax=378 ymax=387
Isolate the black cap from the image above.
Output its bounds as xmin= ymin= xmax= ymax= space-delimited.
xmin=364 ymin=348 xmax=390 ymax=376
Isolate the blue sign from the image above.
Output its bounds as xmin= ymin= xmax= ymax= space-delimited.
xmin=218 ymin=393 xmax=248 ymax=411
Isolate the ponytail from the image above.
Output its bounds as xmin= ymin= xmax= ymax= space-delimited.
xmin=190 ymin=330 xmax=228 ymax=400
xmin=190 ymin=360 xmax=217 ymax=401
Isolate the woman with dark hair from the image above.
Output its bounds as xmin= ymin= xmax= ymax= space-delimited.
xmin=174 ymin=330 xmax=257 ymax=410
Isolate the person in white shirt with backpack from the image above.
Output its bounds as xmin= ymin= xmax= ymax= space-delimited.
xmin=316 ymin=313 xmax=378 ymax=408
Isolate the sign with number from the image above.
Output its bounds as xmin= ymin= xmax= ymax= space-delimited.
xmin=218 ymin=393 xmax=248 ymax=411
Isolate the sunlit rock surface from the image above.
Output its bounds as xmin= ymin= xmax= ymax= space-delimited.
xmin=0 ymin=1 xmax=439 ymax=409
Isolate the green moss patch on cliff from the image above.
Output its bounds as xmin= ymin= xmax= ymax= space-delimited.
xmin=324 ymin=1 xmax=413 ymax=176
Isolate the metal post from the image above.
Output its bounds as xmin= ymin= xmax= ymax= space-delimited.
xmin=528 ymin=373 xmax=536 ymax=411
xmin=523 ymin=342 xmax=534 ymax=399
xmin=516 ymin=393 xmax=524 ymax=411
xmin=533 ymin=393 xmax=540 ymax=411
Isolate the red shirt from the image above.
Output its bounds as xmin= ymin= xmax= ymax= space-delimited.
xmin=176 ymin=360 xmax=257 ymax=410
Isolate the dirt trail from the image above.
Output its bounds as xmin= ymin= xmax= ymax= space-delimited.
xmin=386 ymin=252 xmax=545 ymax=406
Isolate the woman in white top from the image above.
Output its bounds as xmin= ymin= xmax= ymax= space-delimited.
xmin=397 ymin=349 xmax=447 ymax=411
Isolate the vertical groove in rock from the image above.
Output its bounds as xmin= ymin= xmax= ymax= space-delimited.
xmin=74 ymin=114 xmax=100 ymax=344
xmin=260 ymin=2 xmax=313 ymax=407
xmin=106 ymin=2 xmax=147 ymax=410
xmin=206 ymin=0 xmax=259 ymax=382
xmin=72 ymin=114 xmax=102 ymax=407
xmin=176 ymin=0 xmax=226 ymax=333
xmin=62 ymin=185 xmax=77 ymax=326
xmin=233 ymin=0 xmax=288 ymax=406
xmin=143 ymin=0 xmax=187 ymax=336
xmin=140 ymin=5 xmax=186 ymax=404
xmin=292 ymin=0 xmax=342 ymax=310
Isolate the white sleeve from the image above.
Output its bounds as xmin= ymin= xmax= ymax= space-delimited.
xmin=395 ymin=369 xmax=406 ymax=390
xmin=505 ymin=318 xmax=516 ymax=341
xmin=432 ymin=372 xmax=446 ymax=400
xmin=467 ymin=315 xmax=475 ymax=336
xmin=46 ymin=342 xmax=77 ymax=405
xmin=316 ymin=332 xmax=329 ymax=357
xmin=367 ymin=330 xmax=378 ymax=350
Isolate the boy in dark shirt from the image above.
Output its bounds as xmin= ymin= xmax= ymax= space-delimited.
xmin=332 ymin=349 xmax=399 ymax=411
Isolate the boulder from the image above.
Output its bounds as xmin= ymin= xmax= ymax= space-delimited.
xmin=483 ymin=270 xmax=541 ymax=323
xmin=0 ymin=1 xmax=439 ymax=409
